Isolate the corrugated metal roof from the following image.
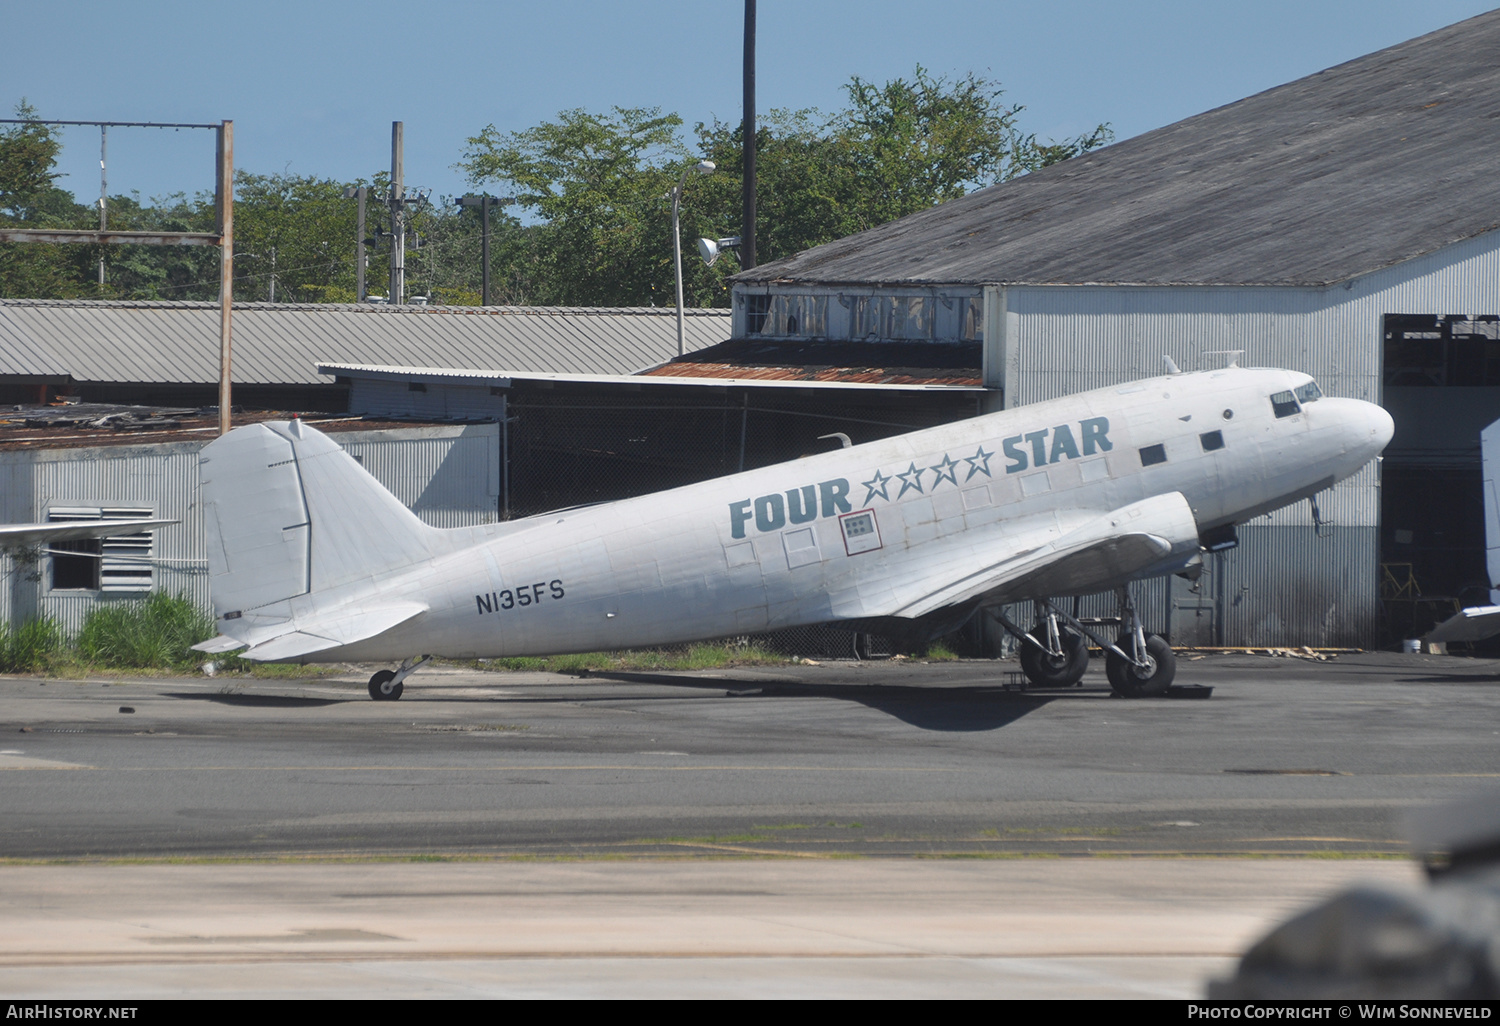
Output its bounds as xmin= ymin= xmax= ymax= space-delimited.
xmin=735 ymin=11 xmax=1500 ymax=289
xmin=0 ymin=300 xmax=730 ymax=385
xmin=640 ymin=338 xmax=983 ymax=386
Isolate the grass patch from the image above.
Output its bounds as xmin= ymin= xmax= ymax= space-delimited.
xmin=918 ymin=641 xmax=961 ymax=662
xmin=475 ymin=643 xmax=792 ymax=673
xmin=0 ymin=616 xmax=63 ymax=673
xmin=76 ymin=593 xmax=216 ymax=671
xmin=2 ymin=592 xmax=333 ymax=678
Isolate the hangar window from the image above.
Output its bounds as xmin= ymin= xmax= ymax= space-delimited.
xmin=1139 ymin=444 xmax=1168 ymax=467
xmin=1384 ymin=314 xmax=1500 ymax=386
xmin=1270 ymin=391 xmax=1301 ymax=418
xmin=1200 ymin=430 xmax=1225 ymax=452
xmin=47 ymin=507 xmax=155 ymax=593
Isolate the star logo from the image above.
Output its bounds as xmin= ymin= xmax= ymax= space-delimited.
xmin=929 ymin=453 xmax=959 ymax=488
xmin=963 ymin=445 xmax=994 ymax=481
xmin=862 ymin=469 xmax=892 ymax=505
xmin=895 ymin=462 xmax=925 ymax=499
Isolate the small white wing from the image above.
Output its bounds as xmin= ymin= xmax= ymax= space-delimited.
xmin=1425 ymin=606 xmax=1500 ymax=644
xmin=198 ymin=602 xmax=429 ymax=662
xmin=0 ymin=519 xmax=177 ymax=545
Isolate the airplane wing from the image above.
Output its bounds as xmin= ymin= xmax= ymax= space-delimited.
xmin=192 ymin=601 xmax=428 ymax=662
xmin=889 ymin=491 xmax=1201 ymax=619
xmin=0 ymin=519 xmax=177 ymax=546
xmin=1425 ymin=605 xmax=1500 ymax=645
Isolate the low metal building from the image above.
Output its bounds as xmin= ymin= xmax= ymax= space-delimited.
xmin=0 ymin=301 xmax=729 ymax=410
xmin=0 ymin=415 xmax=499 ymax=635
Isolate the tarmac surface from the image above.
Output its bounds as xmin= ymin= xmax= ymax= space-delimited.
xmin=0 ymin=650 xmax=1495 ymax=997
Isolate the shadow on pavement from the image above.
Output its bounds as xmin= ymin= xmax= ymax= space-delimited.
xmin=579 ymin=671 xmax=1063 ymax=731
xmin=164 ymin=692 xmax=345 ymax=708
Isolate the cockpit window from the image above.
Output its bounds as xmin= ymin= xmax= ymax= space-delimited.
xmin=1294 ymin=381 xmax=1322 ymax=404
xmin=1270 ymin=390 xmax=1301 ymax=419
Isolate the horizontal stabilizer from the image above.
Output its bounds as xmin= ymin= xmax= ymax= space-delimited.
xmin=191 ymin=635 xmax=249 ymax=655
xmin=893 ymin=492 xmax=1200 ymax=618
xmin=1426 ymin=605 xmax=1500 ymax=644
xmin=0 ymin=519 xmax=176 ymax=545
xmin=237 ymin=602 xmax=427 ymax=662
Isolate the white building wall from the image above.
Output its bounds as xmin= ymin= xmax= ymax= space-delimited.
xmin=993 ymin=229 xmax=1500 ymax=646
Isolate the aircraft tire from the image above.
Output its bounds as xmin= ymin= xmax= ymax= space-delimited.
xmin=1105 ymin=635 xmax=1175 ymax=697
xmin=368 ymin=670 xmax=404 ymax=701
xmin=1018 ymin=628 xmax=1089 ymax=688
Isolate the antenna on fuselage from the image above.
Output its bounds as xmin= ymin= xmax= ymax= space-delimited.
xmin=1202 ymin=350 xmax=1244 ymax=369
xmin=1162 ymin=355 xmax=1182 ymax=375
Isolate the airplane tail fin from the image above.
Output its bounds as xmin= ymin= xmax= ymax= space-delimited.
xmin=196 ymin=420 xmax=448 ymax=655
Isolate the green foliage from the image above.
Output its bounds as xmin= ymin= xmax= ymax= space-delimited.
xmin=461 ymin=107 xmax=689 ymax=307
xmin=0 ymin=616 xmax=63 ymax=673
xmin=232 ymin=172 xmax=358 ymax=303
xmin=0 ymin=101 xmax=62 ymax=213
xmin=75 ymin=592 xmax=217 ymax=671
xmin=460 ymin=68 xmax=1112 ymax=306
xmin=0 ymin=72 xmax=1111 ymax=306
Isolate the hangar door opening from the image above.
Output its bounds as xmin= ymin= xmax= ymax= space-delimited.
xmin=1380 ymin=314 xmax=1500 ymax=641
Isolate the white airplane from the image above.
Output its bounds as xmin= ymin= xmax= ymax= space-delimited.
xmin=192 ymin=363 xmax=1393 ymax=700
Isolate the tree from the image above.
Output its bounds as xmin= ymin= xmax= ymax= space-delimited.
xmin=460 ymin=107 xmax=690 ymax=307
xmin=0 ymin=101 xmax=94 ymax=298
xmin=458 ymin=69 xmax=1112 ymax=307
xmin=0 ymin=101 xmax=62 ymax=215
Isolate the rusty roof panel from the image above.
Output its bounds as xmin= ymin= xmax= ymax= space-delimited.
xmin=638 ymin=337 xmax=981 ymax=387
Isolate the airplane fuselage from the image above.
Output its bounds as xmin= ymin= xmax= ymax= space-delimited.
xmin=304 ymin=367 xmax=1390 ymax=662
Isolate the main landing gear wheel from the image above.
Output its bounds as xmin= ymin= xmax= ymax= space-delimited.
xmin=368 ymin=669 xmax=404 ymax=701
xmin=1105 ymin=634 xmax=1176 ymax=697
xmin=1018 ymin=627 xmax=1089 ymax=688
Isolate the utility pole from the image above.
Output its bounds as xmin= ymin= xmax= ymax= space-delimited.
xmin=354 ymin=187 xmax=366 ymax=301
xmin=742 ymin=0 xmax=757 ymax=270
xmin=98 ymin=126 xmax=107 ymax=286
xmin=216 ymin=120 xmax=234 ymax=436
xmin=389 ymin=121 xmax=405 ymax=305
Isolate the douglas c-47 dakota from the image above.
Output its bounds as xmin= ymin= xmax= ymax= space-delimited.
xmin=192 ymin=361 xmax=1394 ymax=700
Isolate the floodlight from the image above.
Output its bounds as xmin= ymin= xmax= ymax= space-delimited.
xmin=697 ymin=235 xmax=742 ymax=268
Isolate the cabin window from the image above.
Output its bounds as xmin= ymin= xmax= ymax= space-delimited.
xmin=1295 ymin=381 xmax=1322 ymax=404
xmin=1270 ymin=391 xmax=1301 ymax=419
xmin=1139 ymin=444 xmax=1168 ymax=467
xmin=1200 ymin=430 xmax=1225 ymax=452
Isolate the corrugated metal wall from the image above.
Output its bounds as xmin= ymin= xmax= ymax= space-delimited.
xmin=997 ymin=230 xmax=1500 ymax=646
xmin=0 ymin=423 xmax=499 ymax=634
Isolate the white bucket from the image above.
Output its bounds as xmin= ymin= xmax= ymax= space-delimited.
xmin=1401 ymin=638 xmax=1422 ymax=653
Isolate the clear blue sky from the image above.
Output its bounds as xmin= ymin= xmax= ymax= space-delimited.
xmin=3 ymin=1 xmax=1496 ymax=207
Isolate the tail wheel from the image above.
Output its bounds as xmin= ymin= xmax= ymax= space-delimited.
xmin=1018 ymin=627 xmax=1089 ymax=688
xmin=1105 ymin=635 xmax=1175 ymax=697
xmin=368 ymin=669 xmax=404 ymax=701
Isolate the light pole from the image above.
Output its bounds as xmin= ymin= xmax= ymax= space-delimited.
xmin=671 ymin=159 xmax=715 ymax=357
xmin=457 ymin=194 xmax=509 ymax=306
xmin=343 ymin=186 xmax=368 ymax=301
